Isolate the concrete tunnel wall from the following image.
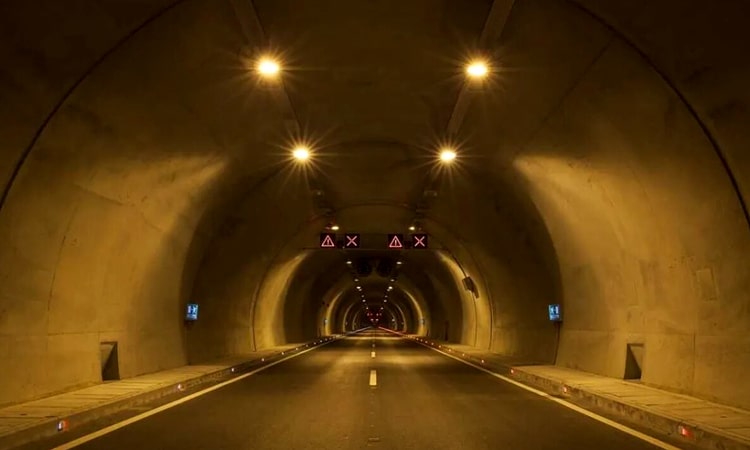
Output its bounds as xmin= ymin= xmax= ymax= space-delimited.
xmin=0 ymin=0 xmax=748 ymax=411
xmin=471 ymin=0 xmax=750 ymax=407
xmin=0 ymin=0 xmax=296 ymax=405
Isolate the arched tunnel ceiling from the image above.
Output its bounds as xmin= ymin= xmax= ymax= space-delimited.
xmin=1 ymin=0 xmax=750 ymax=412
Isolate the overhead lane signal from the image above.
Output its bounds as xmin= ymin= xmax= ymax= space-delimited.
xmin=345 ymin=233 xmax=360 ymax=248
xmin=319 ymin=233 xmax=337 ymax=248
xmin=387 ymin=234 xmax=404 ymax=249
xmin=411 ymin=233 xmax=428 ymax=249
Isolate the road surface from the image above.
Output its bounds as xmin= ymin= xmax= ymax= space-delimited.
xmin=45 ymin=329 xmax=675 ymax=449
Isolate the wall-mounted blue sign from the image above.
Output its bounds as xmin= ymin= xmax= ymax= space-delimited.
xmin=548 ymin=304 xmax=561 ymax=322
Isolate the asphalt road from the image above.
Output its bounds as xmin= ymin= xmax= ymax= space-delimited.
xmin=55 ymin=329 xmax=667 ymax=449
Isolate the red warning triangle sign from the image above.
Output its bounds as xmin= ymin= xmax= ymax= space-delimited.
xmin=320 ymin=234 xmax=336 ymax=248
xmin=388 ymin=234 xmax=403 ymax=249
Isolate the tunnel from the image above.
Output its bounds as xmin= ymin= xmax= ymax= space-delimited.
xmin=1 ymin=0 xmax=749 ymax=449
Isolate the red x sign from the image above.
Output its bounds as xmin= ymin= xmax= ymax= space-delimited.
xmin=344 ymin=233 xmax=360 ymax=248
xmin=412 ymin=233 xmax=428 ymax=249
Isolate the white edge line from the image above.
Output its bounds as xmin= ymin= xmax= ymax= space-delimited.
xmin=399 ymin=332 xmax=682 ymax=450
xmin=53 ymin=337 xmax=345 ymax=450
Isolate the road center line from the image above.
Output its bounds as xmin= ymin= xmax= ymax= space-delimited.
xmin=369 ymin=369 xmax=377 ymax=387
xmin=371 ymin=351 xmax=376 ymax=358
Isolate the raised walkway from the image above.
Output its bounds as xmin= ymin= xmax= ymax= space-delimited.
xmin=400 ymin=333 xmax=750 ymax=450
xmin=0 ymin=336 xmax=341 ymax=449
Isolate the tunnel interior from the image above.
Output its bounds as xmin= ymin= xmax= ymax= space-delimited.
xmin=1 ymin=0 xmax=749 ymax=413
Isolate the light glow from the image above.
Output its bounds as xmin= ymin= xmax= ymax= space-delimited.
xmin=466 ymin=61 xmax=488 ymax=78
xmin=440 ymin=149 xmax=457 ymax=162
xmin=292 ymin=147 xmax=310 ymax=161
xmin=257 ymin=58 xmax=280 ymax=76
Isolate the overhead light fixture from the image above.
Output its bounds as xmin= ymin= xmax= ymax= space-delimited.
xmin=466 ymin=61 xmax=488 ymax=78
xmin=408 ymin=225 xmax=416 ymax=231
xmin=396 ymin=261 xmax=402 ymax=265
xmin=292 ymin=146 xmax=310 ymax=161
xmin=440 ymin=149 xmax=457 ymax=162
xmin=257 ymin=58 xmax=280 ymax=76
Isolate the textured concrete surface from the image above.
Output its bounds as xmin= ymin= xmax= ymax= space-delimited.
xmin=0 ymin=0 xmax=748 ymax=416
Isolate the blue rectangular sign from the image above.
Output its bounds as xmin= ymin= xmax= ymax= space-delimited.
xmin=548 ymin=304 xmax=561 ymax=321
xmin=186 ymin=303 xmax=199 ymax=321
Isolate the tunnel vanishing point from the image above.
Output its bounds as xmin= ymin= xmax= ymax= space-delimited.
xmin=1 ymin=0 xmax=749 ymax=414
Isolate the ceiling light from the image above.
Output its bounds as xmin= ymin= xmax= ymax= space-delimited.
xmin=292 ymin=146 xmax=310 ymax=161
xmin=396 ymin=261 xmax=402 ymax=265
xmin=346 ymin=260 xmax=352 ymax=265
xmin=408 ymin=225 xmax=416 ymax=231
xmin=466 ymin=61 xmax=488 ymax=78
xmin=257 ymin=58 xmax=280 ymax=76
xmin=440 ymin=149 xmax=456 ymax=162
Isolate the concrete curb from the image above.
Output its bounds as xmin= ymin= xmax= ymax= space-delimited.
xmin=509 ymin=369 xmax=750 ymax=450
xmin=1 ymin=333 xmax=357 ymax=450
xmin=388 ymin=330 xmax=750 ymax=450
